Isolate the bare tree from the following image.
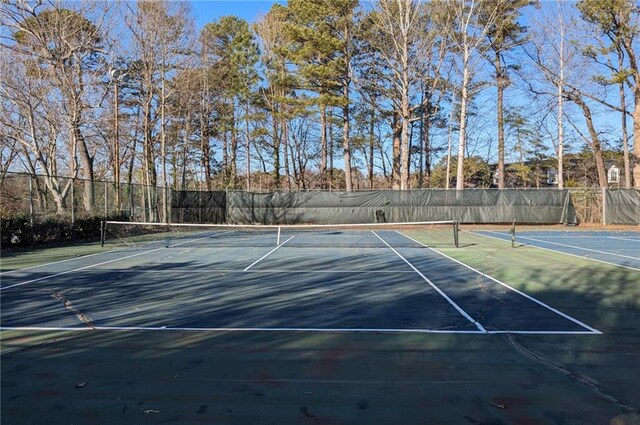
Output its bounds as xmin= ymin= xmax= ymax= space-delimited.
xmin=525 ymin=2 xmax=609 ymax=188
xmin=0 ymin=56 xmax=75 ymax=211
xmin=125 ymin=0 xmax=192 ymax=220
xmin=443 ymin=0 xmax=505 ymax=190
xmin=2 ymin=1 xmax=110 ymax=212
xmin=367 ymin=0 xmax=428 ymax=190
xmin=577 ymin=0 xmax=639 ymax=188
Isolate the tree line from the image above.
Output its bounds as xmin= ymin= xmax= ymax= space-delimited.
xmin=1 ymin=0 xmax=638 ymax=215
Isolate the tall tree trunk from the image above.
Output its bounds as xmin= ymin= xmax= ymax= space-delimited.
xmin=201 ymin=109 xmax=212 ymax=191
xmin=181 ymin=142 xmax=188 ymax=190
xmin=568 ymin=92 xmax=607 ymax=188
xmin=73 ymin=122 xmax=94 ymax=213
xmin=456 ymin=54 xmax=469 ymax=191
xmin=160 ymin=73 xmax=168 ymax=223
xmin=113 ymin=81 xmax=121 ymax=207
xmin=400 ymin=93 xmax=410 ymax=190
xmin=556 ymin=11 xmax=565 ymax=190
xmin=320 ymin=105 xmax=327 ymax=189
xmin=617 ymin=49 xmax=631 ymax=189
xmin=445 ymin=92 xmax=456 ymax=190
xmin=272 ymin=103 xmax=281 ymax=188
xmin=368 ymin=108 xmax=375 ymax=189
xmin=392 ymin=111 xmax=402 ymax=190
xmin=423 ymin=112 xmax=431 ymax=188
xmin=230 ymin=113 xmax=238 ymax=188
xmin=557 ymin=79 xmax=565 ymax=190
xmin=329 ymin=109 xmax=334 ymax=189
xmin=342 ymin=21 xmax=353 ymax=192
xmin=619 ymin=35 xmax=639 ymax=187
xmin=342 ymin=100 xmax=352 ymax=191
xmin=633 ymin=94 xmax=640 ymax=187
xmin=222 ymin=129 xmax=229 ymax=185
xmin=245 ymin=103 xmax=251 ymax=191
xmin=496 ymin=51 xmax=506 ymax=189
xmin=282 ymin=117 xmax=291 ymax=190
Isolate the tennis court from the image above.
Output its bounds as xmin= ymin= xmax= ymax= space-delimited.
xmin=2 ymin=223 xmax=639 ymax=424
xmin=1 ymin=224 xmax=597 ymax=334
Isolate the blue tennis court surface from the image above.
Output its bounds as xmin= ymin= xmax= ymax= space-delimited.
xmin=1 ymin=230 xmax=599 ymax=334
xmin=473 ymin=229 xmax=640 ymax=270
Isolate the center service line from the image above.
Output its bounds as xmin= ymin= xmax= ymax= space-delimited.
xmin=243 ymin=236 xmax=295 ymax=271
xmin=371 ymin=231 xmax=487 ymax=333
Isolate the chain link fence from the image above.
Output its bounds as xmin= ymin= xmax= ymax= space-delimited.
xmin=567 ymin=188 xmax=603 ymax=225
xmin=1 ymin=172 xmax=169 ymax=247
xmin=1 ymin=172 xmax=168 ymax=222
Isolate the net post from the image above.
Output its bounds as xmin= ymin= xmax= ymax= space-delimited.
xmin=453 ymin=221 xmax=459 ymax=248
xmin=100 ymin=221 xmax=105 ymax=247
xmin=277 ymin=225 xmax=281 ymax=245
xmin=510 ymin=221 xmax=516 ymax=248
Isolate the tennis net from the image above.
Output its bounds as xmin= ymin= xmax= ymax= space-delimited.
xmin=101 ymin=220 xmax=460 ymax=249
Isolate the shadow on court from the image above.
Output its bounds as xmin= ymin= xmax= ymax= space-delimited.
xmin=2 ymin=241 xmax=640 ymax=424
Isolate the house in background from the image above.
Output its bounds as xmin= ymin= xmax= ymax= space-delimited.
xmin=491 ymin=156 xmax=624 ymax=188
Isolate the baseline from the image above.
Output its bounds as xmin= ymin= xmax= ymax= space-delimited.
xmin=0 ymin=325 xmax=597 ymax=335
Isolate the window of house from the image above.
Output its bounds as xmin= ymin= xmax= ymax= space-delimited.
xmin=608 ymin=166 xmax=619 ymax=183
xmin=546 ymin=169 xmax=558 ymax=185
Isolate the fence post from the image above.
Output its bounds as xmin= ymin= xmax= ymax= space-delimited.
xmin=602 ymin=187 xmax=606 ymax=226
xmin=129 ymin=182 xmax=134 ymax=220
xmin=71 ymin=180 xmax=76 ymax=227
xmin=104 ymin=181 xmax=108 ymax=218
xmin=28 ymin=176 xmax=34 ymax=228
xmin=167 ymin=187 xmax=172 ymax=224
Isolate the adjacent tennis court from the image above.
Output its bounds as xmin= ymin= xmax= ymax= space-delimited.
xmin=474 ymin=227 xmax=640 ymax=270
xmin=2 ymin=223 xmax=639 ymax=424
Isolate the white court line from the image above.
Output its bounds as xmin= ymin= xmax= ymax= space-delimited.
xmin=0 ymin=249 xmax=114 ymax=276
xmin=608 ymin=236 xmax=640 ymax=243
xmin=0 ymin=248 xmax=164 ymax=291
xmin=485 ymin=330 xmax=599 ymax=335
xmin=476 ymin=231 xmax=640 ymax=272
xmin=101 ymin=269 xmax=418 ymax=274
xmin=0 ymin=326 xmax=598 ymax=335
xmin=243 ymin=237 xmax=295 ymax=271
xmin=398 ymin=232 xmax=602 ymax=334
xmin=0 ymin=232 xmax=235 ymax=292
xmin=0 ymin=229 xmax=236 ymax=277
xmin=371 ymin=231 xmax=487 ymax=333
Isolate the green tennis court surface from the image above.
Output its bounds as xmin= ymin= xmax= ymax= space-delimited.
xmin=2 ymin=225 xmax=639 ymax=424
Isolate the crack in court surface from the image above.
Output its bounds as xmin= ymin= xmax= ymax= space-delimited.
xmin=50 ymin=290 xmax=95 ymax=328
xmin=503 ymin=333 xmax=640 ymax=414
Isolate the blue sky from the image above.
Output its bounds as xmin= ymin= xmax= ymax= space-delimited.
xmin=190 ymin=1 xmax=282 ymax=27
